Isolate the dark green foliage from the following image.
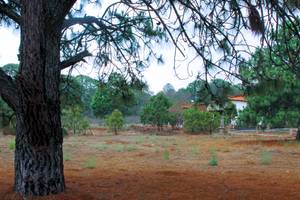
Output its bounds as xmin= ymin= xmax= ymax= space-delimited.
xmin=182 ymin=106 xmax=221 ymax=134
xmin=222 ymin=102 xmax=238 ymax=125
xmin=62 ymin=104 xmax=85 ymax=135
xmin=75 ymin=75 xmax=98 ymax=117
xmin=238 ymin=21 xmax=300 ymax=134
xmin=91 ymin=72 xmax=141 ymax=118
xmin=60 ymin=75 xmax=85 ymax=109
xmin=108 ymin=109 xmax=124 ymax=134
xmin=140 ymin=93 xmax=172 ymax=131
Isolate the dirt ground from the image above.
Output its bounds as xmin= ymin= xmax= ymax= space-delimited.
xmin=1 ymin=126 xmax=300 ymax=199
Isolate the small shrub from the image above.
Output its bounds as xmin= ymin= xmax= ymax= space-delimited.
xmin=116 ymin=143 xmax=124 ymax=152
xmin=129 ymin=123 xmax=135 ymax=128
xmin=8 ymin=140 xmax=15 ymax=149
xmin=64 ymin=152 xmax=73 ymax=161
xmin=87 ymin=157 xmax=96 ymax=169
xmin=163 ymin=148 xmax=170 ymax=160
xmin=261 ymin=146 xmax=272 ymax=165
xmin=190 ymin=146 xmax=200 ymax=155
xmin=209 ymin=150 xmax=218 ymax=166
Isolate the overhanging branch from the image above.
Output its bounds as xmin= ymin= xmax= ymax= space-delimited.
xmin=60 ymin=50 xmax=93 ymax=70
xmin=61 ymin=16 xmax=117 ymax=32
xmin=0 ymin=3 xmax=21 ymax=24
xmin=0 ymin=67 xmax=19 ymax=112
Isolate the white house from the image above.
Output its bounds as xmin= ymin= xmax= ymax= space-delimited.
xmin=228 ymin=94 xmax=247 ymax=112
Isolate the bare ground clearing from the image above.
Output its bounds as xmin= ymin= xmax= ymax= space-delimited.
xmin=0 ymin=127 xmax=300 ymax=199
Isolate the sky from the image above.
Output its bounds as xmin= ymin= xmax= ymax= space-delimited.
xmin=0 ymin=2 xmax=260 ymax=94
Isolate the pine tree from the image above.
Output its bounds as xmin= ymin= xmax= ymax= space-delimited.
xmin=109 ymin=109 xmax=124 ymax=134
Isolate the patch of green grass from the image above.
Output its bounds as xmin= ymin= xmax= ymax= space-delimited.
xmin=81 ymin=139 xmax=85 ymax=144
xmin=8 ymin=140 xmax=15 ymax=149
xmin=214 ymin=134 xmax=219 ymax=139
xmin=116 ymin=143 xmax=124 ymax=152
xmin=177 ymin=146 xmax=182 ymax=152
xmin=135 ymin=137 xmax=145 ymax=144
xmin=163 ymin=148 xmax=170 ymax=160
xmin=87 ymin=156 xmax=96 ymax=169
xmin=106 ymin=133 xmax=112 ymax=137
xmin=71 ymin=140 xmax=78 ymax=147
xmin=165 ymin=137 xmax=169 ymax=141
xmin=155 ymin=146 xmax=160 ymax=152
xmin=206 ymin=138 xmax=210 ymax=142
xmin=284 ymin=141 xmax=289 ymax=147
xmin=261 ymin=146 xmax=272 ymax=165
xmin=63 ymin=151 xmax=73 ymax=161
xmin=124 ymin=144 xmax=138 ymax=151
xmin=4 ymin=150 xmax=9 ymax=153
xmin=225 ymin=137 xmax=230 ymax=141
xmin=190 ymin=146 xmax=200 ymax=155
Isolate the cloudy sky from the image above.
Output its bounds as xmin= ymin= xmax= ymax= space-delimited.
xmin=0 ymin=2 xmax=259 ymax=94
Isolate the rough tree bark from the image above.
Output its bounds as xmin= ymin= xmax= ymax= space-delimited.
xmin=13 ymin=0 xmax=66 ymax=196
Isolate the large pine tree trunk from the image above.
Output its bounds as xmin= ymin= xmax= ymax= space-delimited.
xmin=13 ymin=0 xmax=65 ymax=195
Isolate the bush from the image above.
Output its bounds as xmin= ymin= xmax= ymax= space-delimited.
xmin=183 ymin=106 xmax=221 ymax=134
xmin=108 ymin=109 xmax=124 ymax=134
xmin=8 ymin=140 xmax=15 ymax=149
xmin=209 ymin=149 xmax=218 ymax=166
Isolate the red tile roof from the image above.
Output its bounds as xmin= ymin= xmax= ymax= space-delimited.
xmin=229 ymin=94 xmax=246 ymax=102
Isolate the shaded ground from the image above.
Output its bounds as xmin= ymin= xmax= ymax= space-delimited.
xmin=1 ymin=126 xmax=300 ymax=199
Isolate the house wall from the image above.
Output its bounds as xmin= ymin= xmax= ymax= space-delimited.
xmin=232 ymin=101 xmax=247 ymax=112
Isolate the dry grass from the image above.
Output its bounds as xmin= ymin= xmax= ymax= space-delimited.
xmin=0 ymin=127 xmax=300 ymax=199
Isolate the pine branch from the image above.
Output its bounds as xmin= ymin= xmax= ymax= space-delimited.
xmin=0 ymin=2 xmax=21 ymax=24
xmin=60 ymin=50 xmax=93 ymax=70
xmin=61 ymin=16 xmax=117 ymax=32
xmin=0 ymin=67 xmax=19 ymax=112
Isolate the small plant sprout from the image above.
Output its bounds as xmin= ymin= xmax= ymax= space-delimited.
xmin=8 ymin=140 xmax=15 ymax=149
xmin=209 ymin=149 xmax=218 ymax=166
xmin=163 ymin=148 xmax=170 ymax=160
xmin=177 ymin=146 xmax=182 ymax=152
xmin=190 ymin=146 xmax=200 ymax=155
xmin=116 ymin=143 xmax=124 ymax=152
xmin=87 ymin=157 xmax=96 ymax=169
xmin=261 ymin=146 xmax=273 ymax=165
xmin=214 ymin=134 xmax=219 ymax=139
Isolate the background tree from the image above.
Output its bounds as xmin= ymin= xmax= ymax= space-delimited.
xmin=109 ymin=109 xmax=124 ymax=134
xmin=91 ymin=72 xmax=140 ymax=118
xmin=75 ymin=75 xmax=97 ymax=117
xmin=183 ymin=106 xmax=221 ymax=134
xmin=238 ymin=20 xmax=300 ymax=140
xmin=169 ymin=100 xmax=185 ymax=129
xmin=81 ymin=118 xmax=91 ymax=135
xmin=140 ymin=93 xmax=172 ymax=131
xmin=62 ymin=104 xmax=85 ymax=135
